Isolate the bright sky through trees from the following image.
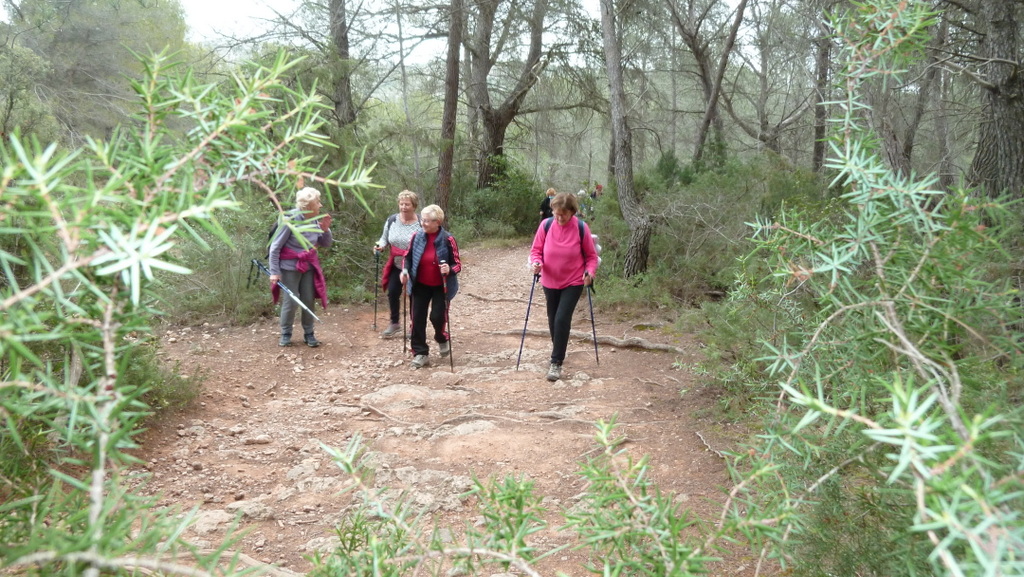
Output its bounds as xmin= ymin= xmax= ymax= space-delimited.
xmin=177 ymin=0 xmax=293 ymax=42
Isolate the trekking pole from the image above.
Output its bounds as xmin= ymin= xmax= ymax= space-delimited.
xmin=251 ymin=258 xmax=321 ymax=322
xmin=516 ymin=274 xmax=539 ymax=371
xmin=402 ymin=284 xmax=409 ymax=356
xmin=440 ymin=260 xmax=454 ymax=371
xmin=585 ymin=274 xmax=599 ymax=366
xmin=246 ymin=259 xmax=257 ymax=289
xmin=372 ymin=250 xmax=380 ymax=330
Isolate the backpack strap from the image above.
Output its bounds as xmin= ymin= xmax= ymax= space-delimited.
xmin=542 ymin=217 xmax=584 ymax=242
xmin=542 ymin=217 xmax=587 ymax=264
xmin=385 ymin=213 xmax=421 ymax=242
xmin=266 ymin=210 xmax=297 ymax=257
xmin=384 ymin=213 xmax=397 ymax=241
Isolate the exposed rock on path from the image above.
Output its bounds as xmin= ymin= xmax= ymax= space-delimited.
xmin=135 ymin=244 xmax=751 ymax=576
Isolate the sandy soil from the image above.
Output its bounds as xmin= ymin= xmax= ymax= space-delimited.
xmin=133 ymin=243 xmax=765 ymax=576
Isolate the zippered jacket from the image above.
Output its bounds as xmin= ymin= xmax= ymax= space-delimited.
xmin=404 ymin=228 xmax=462 ymax=299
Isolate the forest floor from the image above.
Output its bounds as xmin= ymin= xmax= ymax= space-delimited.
xmin=133 ymin=242 xmax=772 ymax=576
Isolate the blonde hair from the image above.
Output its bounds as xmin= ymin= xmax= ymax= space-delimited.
xmin=295 ymin=187 xmax=322 ymax=211
xmin=421 ymin=204 xmax=445 ymax=223
xmin=397 ymin=189 xmax=419 ymax=208
xmin=545 ymin=187 xmax=556 ymax=197
xmin=549 ymin=192 xmax=578 ymax=214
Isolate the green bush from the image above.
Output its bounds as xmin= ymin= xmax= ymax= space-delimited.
xmin=456 ymin=156 xmax=541 ymax=239
xmin=592 ymin=155 xmax=824 ymax=312
xmin=715 ymin=3 xmax=1024 ymax=575
xmin=124 ymin=343 xmax=205 ymax=413
xmin=0 ymin=50 xmax=377 ymax=575
xmin=313 ymin=421 xmax=719 ymax=577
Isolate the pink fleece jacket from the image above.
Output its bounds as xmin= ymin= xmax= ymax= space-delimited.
xmin=529 ymin=216 xmax=599 ymax=290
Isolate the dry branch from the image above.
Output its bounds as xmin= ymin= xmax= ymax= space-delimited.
xmin=487 ymin=329 xmax=686 ymax=354
xmin=465 ymin=292 xmax=529 ymax=304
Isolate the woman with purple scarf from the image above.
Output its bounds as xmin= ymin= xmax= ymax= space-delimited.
xmin=268 ymin=187 xmax=332 ymax=347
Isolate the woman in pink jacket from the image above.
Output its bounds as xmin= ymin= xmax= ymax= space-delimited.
xmin=529 ymin=191 xmax=600 ymax=381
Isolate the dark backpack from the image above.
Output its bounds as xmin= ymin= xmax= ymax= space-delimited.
xmin=265 ymin=210 xmax=299 ymax=260
xmin=383 ymin=212 xmax=422 ymax=242
xmin=543 ymin=216 xmax=586 ymax=249
xmin=542 ymin=217 xmax=602 ymax=274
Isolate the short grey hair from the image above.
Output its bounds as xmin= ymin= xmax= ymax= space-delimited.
xmin=295 ymin=187 xmax=322 ymax=211
xmin=421 ymin=204 xmax=445 ymax=223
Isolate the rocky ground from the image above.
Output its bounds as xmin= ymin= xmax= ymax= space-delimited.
xmin=132 ymin=243 xmax=767 ymax=576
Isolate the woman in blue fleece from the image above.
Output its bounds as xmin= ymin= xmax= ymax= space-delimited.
xmin=400 ymin=204 xmax=462 ymax=369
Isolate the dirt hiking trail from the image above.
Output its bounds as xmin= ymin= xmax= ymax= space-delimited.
xmin=135 ymin=243 xmax=763 ymax=576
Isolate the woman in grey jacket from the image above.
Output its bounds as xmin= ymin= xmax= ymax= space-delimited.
xmin=268 ymin=187 xmax=332 ymax=347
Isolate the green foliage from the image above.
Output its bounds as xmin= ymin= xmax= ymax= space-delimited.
xmin=12 ymin=0 xmax=189 ymax=143
xmin=464 ymin=475 xmax=547 ymax=568
xmin=157 ymin=201 xmax=279 ymax=324
xmin=563 ymin=419 xmax=714 ymax=576
xmin=0 ymin=44 xmax=60 ymax=142
xmin=713 ymin=2 xmax=1024 ymax=575
xmin=596 ymin=155 xmax=824 ymax=311
xmin=124 ymin=344 xmax=206 ymax=413
xmin=653 ymin=152 xmax=696 ymax=188
xmin=794 ymin=478 xmax=933 ymax=576
xmin=313 ymin=423 xmax=723 ymax=577
xmin=0 ymin=49 xmax=376 ymax=575
xmin=456 ymin=156 xmax=542 ymax=239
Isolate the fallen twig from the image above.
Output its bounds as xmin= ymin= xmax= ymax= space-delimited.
xmin=439 ymin=413 xmax=524 ymax=426
xmin=466 ymin=292 xmax=529 ymax=304
xmin=696 ymin=431 xmax=725 ymax=459
xmin=487 ymin=329 xmax=686 ymax=355
xmin=363 ymin=404 xmax=416 ymax=425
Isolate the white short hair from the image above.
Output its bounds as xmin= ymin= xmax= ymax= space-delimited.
xmin=421 ymin=204 xmax=445 ymax=222
xmin=295 ymin=187 xmax=322 ymax=210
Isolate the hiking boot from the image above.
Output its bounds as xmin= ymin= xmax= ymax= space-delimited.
xmin=380 ymin=322 xmax=401 ymax=338
xmin=439 ymin=341 xmax=451 ymax=358
xmin=304 ymin=333 xmax=320 ymax=348
xmin=279 ymin=334 xmax=293 ymax=347
xmin=546 ymin=362 xmax=562 ymax=382
xmin=410 ymin=354 xmax=430 ymax=369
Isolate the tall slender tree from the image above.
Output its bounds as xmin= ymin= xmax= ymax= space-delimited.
xmin=600 ymin=0 xmax=650 ymax=277
xmin=721 ymin=0 xmax=814 ymax=160
xmin=465 ymin=0 xmax=550 ymax=189
xmin=329 ymin=0 xmax=357 ymax=126
xmin=437 ymin=0 xmax=464 ymax=216
xmin=690 ymin=0 xmax=748 ymax=165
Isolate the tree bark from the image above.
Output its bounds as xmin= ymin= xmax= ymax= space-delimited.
xmin=394 ymin=0 xmax=421 ymax=178
xmin=694 ymin=0 xmax=746 ymax=164
xmin=968 ymin=0 xmax=1024 ymax=199
xmin=467 ymin=0 xmax=549 ymax=190
xmin=436 ymin=0 xmax=463 ymax=218
xmin=600 ymin=0 xmax=650 ymax=278
xmin=812 ymin=26 xmax=830 ymax=173
xmin=329 ymin=0 xmax=356 ymax=126
xmin=666 ymin=0 xmax=722 ymax=159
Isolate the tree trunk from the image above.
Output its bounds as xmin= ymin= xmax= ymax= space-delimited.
xmin=436 ymin=0 xmax=463 ymax=218
xmin=666 ymin=0 xmax=718 ymax=160
xmin=600 ymin=0 xmax=650 ymax=278
xmin=676 ymin=0 xmax=747 ymax=166
xmin=467 ymin=0 xmax=549 ymax=190
xmin=395 ymin=0 xmax=421 ymax=178
xmin=812 ymin=26 xmax=830 ymax=173
xmin=329 ymin=0 xmax=356 ymax=126
xmin=935 ymin=18 xmax=954 ymax=191
xmin=968 ymin=0 xmax=1024 ymax=199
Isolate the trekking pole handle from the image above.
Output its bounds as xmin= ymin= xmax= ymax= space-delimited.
xmin=439 ymin=259 xmax=449 ymax=276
